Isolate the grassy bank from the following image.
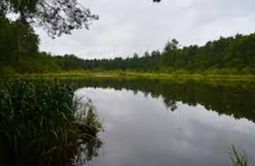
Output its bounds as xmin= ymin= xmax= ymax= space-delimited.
xmin=0 ymin=80 xmax=102 ymax=165
xmin=12 ymin=70 xmax=255 ymax=81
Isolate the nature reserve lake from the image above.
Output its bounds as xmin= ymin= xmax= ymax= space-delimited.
xmin=1 ymin=0 xmax=255 ymax=165
xmin=71 ymin=77 xmax=255 ymax=166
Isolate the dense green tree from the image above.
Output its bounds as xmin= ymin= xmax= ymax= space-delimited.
xmin=163 ymin=39 xmax=179 ymax=52
xmin=0 ymin=0 xmax=98 ymax=37
xmin=1 ymin=17 xmax=255 ymax=74
xmin=69 ymin=34 xmax=255 ymax=74
xmin=0 ymin=18 xmax=38 ymax=65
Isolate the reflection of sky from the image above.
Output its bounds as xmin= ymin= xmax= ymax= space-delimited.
xmin=75 ymin=88 xmax=255 ymax=166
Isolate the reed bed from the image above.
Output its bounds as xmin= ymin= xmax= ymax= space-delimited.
xmin=0 ymin=80 xmax=102 ymax=165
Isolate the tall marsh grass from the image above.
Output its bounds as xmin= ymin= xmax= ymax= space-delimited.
xmin=230 ymin=146 xmax=248 ymax=166
xmin=0 ymin=80 xmax=102 ymax=165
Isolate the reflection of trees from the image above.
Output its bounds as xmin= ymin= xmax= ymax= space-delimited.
xmin=73 ymin=99 xmax=103 ymax=165
xmin=163 ymin=98 xmax=177 ymax=111
xmin=73 ymin=78 xmax=255 ymax=122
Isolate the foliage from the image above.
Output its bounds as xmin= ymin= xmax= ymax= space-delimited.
xmin=1 ymin=16 xmax=255 ymax=75
xmin=0 ymin=80 xmax=102 ymax=165
xmin=229 ymin=146 xmax=248 ymax=166
xmin=74 ymin=34 xmax=255 ymax=74
xmin=0 ymin=18 xmax=39 ymax=65
xmin=0 ymin=0 xmax=98 ymax=37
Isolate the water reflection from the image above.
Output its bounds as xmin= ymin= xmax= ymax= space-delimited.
xmin=72 ymin=99 xmax=103 ymax=165
xmin=74 ymin=78 xmax=255 ymax=166
xmin=73 ymin=78 xmax=255 ymax=122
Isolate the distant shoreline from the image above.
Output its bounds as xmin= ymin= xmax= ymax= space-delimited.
xmin=10 ymin=71 xmax=255 ymax=81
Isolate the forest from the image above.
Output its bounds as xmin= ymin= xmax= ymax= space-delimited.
xmin=1 ymin=17 xmax=255 ymax=75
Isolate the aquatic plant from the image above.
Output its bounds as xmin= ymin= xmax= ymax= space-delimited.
xmin=229 ymin=146 xmax=248 ymax=166
xmin=0 ymin=80 xmax=102 ymax=165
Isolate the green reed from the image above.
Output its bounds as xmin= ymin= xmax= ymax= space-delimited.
xmin=0 ymin=80 xmax=102 ymax=165
xmin=230 ymin=146 xmax=248 ymax=166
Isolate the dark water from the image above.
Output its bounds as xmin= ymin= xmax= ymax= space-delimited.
xmin=74 ymin=78 xmax=255 ymax=166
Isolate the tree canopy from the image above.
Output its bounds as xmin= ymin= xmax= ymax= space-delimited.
xmin=0 ymin=0 xmax=98 ymax=37
xmin=0 ymin=0 xmax=162 ymax=37
xmin=51 ymin=33 xmax=255 ymax=74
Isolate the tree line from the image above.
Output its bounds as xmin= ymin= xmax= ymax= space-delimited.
xmin=1 ymin=0 xmax=255 ymax=75
xmin=1 ymin=17 xmax=255 ymax=74
xmin=76 ymin=35 xmax=255 ymax=73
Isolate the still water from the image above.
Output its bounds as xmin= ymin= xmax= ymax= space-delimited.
xmin=75 ymin=79 xmax=255 ymax=166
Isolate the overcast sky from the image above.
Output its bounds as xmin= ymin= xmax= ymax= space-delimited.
xmin=36 ymin=0 xmax=255 ymax=59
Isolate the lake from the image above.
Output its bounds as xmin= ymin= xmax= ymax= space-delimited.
xmin=74 ymin=78 xmax=255 ymax=166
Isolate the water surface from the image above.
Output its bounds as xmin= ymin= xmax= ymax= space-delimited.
xmin=75 ymin=79 xmax=255 ymax=166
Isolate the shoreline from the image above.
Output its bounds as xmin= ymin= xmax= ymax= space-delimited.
xmin=9 ymin=71 xmax=255 ymax=81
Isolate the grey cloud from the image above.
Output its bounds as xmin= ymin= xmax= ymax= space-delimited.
xmin=36 ymin=0 xmax=255 ymax=59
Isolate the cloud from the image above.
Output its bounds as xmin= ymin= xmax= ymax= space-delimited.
xmin=36 ymin=0 xmax=255 ymax=59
